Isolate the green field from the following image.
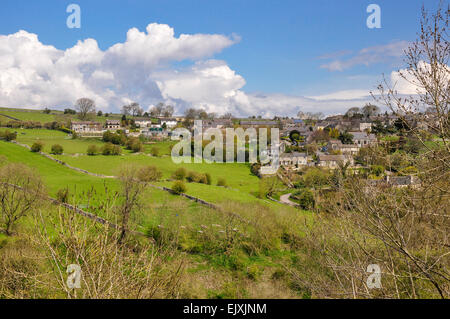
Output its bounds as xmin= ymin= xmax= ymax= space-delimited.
xmin=0 ymin=107 xmax=58 ymax=122
xmin=15 ymin=129 xmax=105 ymax=154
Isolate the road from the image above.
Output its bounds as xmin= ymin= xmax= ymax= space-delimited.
xmin=279 ymin=193 xmax=298 ymax=207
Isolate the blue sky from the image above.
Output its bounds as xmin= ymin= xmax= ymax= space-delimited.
xmin=0 ymin=0 xmax=439 ymax=116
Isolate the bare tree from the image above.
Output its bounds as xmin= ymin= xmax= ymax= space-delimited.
xmin=75 ymin=98 xmax=96 ymax=120
xmin=162 ymin=105 xmax=174 ymax=118
xmin=149 ymin=103 xmax=165 ymax=118
xmin=121 ymin=104 xmax=131 ymax=116
xmin=302 ymin=4 xmax=450 ymax=299
xmin=0 ymin=164 xmax=45 ymax=235
xmin=362 ymin=104 xmax=380 ymax=118
xmin=116 ymin=165 xmax=163 ymax=243
xmin=345 ymin=107 xmax=361 ymax=118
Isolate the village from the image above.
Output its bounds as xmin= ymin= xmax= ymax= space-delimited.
xmin=66 ymin=102 xmax=435 ymax=190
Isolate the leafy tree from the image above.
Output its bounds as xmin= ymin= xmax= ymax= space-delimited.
xmin=338 ymin=131 xmax=354 ymax=144
xmin=31 ymin=142 xmax=44 ymax=152
xmin=50 ymin=144 xmax=63 ymax=155
xmin=87 ymin=145 xmax=98 ymax=155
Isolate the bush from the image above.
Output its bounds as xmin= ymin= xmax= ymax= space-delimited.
xmin=56 ymin=188 xmax=70 ymax=203
xmin=296 ymin=190 xmax=315 ymax=210
xmin=0 ymin=130 xmax=17 ymax=141
xmin=186 ymin=171 xmax=199 ymax=183
xmin=172 ymin=167 xmax=187 ymax=180
xmin=137 ymin=166 xmax=162 ymax=182
xmin=217 ymin=178 xmax=227 ymax=187
xmin=87 ymin=145 xmax=98 ymax=156
xmin=150 ymin=147 xmax=159 ymax=157
xmin=31 ymin=142 xmax=44 ymax=153
xmin=50 ymin=144 xmax=63 ymax=155
xmin=131 ymin=141 xmax=143 ymax=153
xmin=205 ymin=173 xmax=212 ymax=185
xmin=370 ymin=165 xmax=385 ymax=177
xmin=172 ymin=180 xmax=187 ymax=194
xmin=102 ymin=143 xmax=112 ymax=155
xmin=112 ymin=144 xmax=122 ymax=155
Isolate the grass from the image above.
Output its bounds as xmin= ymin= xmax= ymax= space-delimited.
xmin=0 ymin=140 xmax=118 ymax=196
xmin=0 ymin=108 xmax=57 ymax=122
xmin=15 ymin=129 xmax=105 ymax=154
xmin=55 ymin=153 xmax=260 ymax=194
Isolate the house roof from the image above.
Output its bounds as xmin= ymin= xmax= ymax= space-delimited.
xmin=71 ymin=121 xmax=101 ymax=125
xmin=349 ymin=132 xmax=376 ymax=140
xmin=280 ymin=152 xmax=307 ymax=158
xmin=318 ymin=154 xmax=346 ymax=161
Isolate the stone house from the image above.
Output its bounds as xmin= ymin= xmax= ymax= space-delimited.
xmin=279 ymin=152 xmax=310 ymax=169
xmin=317 ymin=154 xmax=354 ymax=168
xmin=105 ymin=119 xmax=121 ymax=130
xmin=71 ymin=121 xmax=103 ymax=133
xmin=349 ymin=131 xmax=377 ymax=147
xmin=326 ymin=140 xmax=359 ymax=155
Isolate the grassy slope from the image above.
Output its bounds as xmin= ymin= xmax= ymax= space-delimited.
xmin=15 ymin=129 xmax=105 ymax=154
xmin=0 ymin=140 xmax=118 ymax=196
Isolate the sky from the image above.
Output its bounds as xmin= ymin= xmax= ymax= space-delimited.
xmin=0 ymin=0 xmax=440 ymax=117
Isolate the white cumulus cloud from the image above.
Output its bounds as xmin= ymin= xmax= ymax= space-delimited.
xmin=0 ymin=23 xmax=387 ymax=117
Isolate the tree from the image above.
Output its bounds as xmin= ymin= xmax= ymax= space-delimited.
xmin=130 ymin=102 xmax=143 ymax=117
xmin=0 ymin=163 xmax=45 ymax=235
xmin=316 ymin=5 xmax=450 ymax=299
xmin=87 ymin=144 xmax=98 ymax=155
xmin=362 ymin=104 xmax=380 ymax=118
xmin=345 ymin=107 xmax=361 ymax=118
xmin=338 ymin=131 xmax=353 ymax=144
xmin=31 ymin=142 xmax=44 ymax=152
xmin=117 ymin=165 xmax=148 ymax=243
xmin=162 ymin=105 xmax=174 ymax=118
xmin=137 ymin=166 xmax=162 ymax=182
xmin=121 ymin=104 xmax=131 ymax=116
xmin=149 ymin=103 xmax=165 ymax=118
xmin=75 ymin=98 xmax=96 ymax=120
xmin=50 ymin=144 xmax=63 ymax=155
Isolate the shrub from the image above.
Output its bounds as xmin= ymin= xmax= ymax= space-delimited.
xmin=138 ymin=166 xmax=162 ymax=182
xmin=51 ymin=144 xmax=63 ymax=155
xmin=150 ymin=147 xmax=159 ymax=157
xmin=370 ymin=165 xmax=385 ymax=177
xmin=205 ymin=173 xmax=212 ymax=185
xmin=296 ymin=190 xmax=315 ymax=210
xmin=0 ymin=130 xmax=17 ymax=141
xmin=217 ymin=178 xmax=227 ymax=187
xmin=198 ymin=173 xmax=208 ymax=184
xmin=102 ymin=143 xmax=113 ymax=155
xmin=31 ymin=142 xmax=44 ymax=153
xmin=172 ymin=167 xmax=187 ymax=180
xmin=131 ymin=141 xmax=143 ymax=153
xmin=112 ymin=144 xmax=122 ymax=155
xmin=250 ymin=163 xmax=261 ymax=176
xmin=87 ymin=145 xmax=98 ymax=156
xmin=172 ymin=180 xmax=187 ymax=194
xmin=56 ymin=188 xmax=70 ymax=203
xmin=186 ymin=171 xmax=201 ymax=183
